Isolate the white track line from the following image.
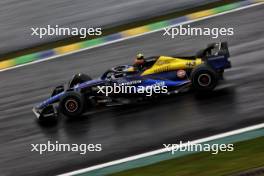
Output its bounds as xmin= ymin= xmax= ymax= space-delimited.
xmin=59 ymin=123 xmax=264 ymax=176
xmin=1 ymin=2 xmax=263 ymax=73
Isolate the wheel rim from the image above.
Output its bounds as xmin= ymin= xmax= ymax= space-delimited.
xmin=65 ymin=99 xmax=78 ymax=112
xmin=198 ymin=74 xmax=211 ymax=87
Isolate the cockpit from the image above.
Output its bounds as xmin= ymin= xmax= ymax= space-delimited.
xmin=100 ymin=65 xmax=136 ymax=80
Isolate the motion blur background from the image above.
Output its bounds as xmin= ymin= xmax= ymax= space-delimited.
xmin=0 ymin=0 xmax=220 ymax=54
xmin=0 ymin=0 xmax=263 ymax=176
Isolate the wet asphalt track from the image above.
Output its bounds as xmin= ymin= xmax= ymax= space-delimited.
xmin=0 ymin=4 xmax=264 ymax=176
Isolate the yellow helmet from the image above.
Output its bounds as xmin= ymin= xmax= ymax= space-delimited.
xmin=136 ymin=53 xmax=144 ymax=59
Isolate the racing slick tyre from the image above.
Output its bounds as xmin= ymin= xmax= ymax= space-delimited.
xmin=191 ymin=64 xmax=218 ymax=92
xmin=68 ymin=73 xmax=92 ymax=88
xmin=59 ymin=91 xmax=85 ymax=118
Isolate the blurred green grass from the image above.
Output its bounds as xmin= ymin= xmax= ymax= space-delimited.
xmin=110 ymin=137 xmax=264 ymax=176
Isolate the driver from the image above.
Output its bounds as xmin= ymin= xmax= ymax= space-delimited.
xmin=133 ymin=53 xmax=146 ymax=70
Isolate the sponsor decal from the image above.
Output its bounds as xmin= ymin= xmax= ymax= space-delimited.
xmin=186 ymin=61 xmax=196 ymax=68
xmin=120 ymin=80 xmax=142 ymax=86
xmin=156 ymin=60 xmax=171 ymax=66
xmin=177 ymin=70 xmax=186 ymax=78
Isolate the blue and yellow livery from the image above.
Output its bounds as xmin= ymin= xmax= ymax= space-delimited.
xmin=33 ymin=42 xmax=231 ymax=123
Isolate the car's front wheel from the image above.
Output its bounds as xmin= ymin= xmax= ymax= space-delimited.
xmin=59 ymin=91 xmax=85 ymax=118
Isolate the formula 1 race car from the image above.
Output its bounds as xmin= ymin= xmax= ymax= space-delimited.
xmin=33 ymin=42 xmax=231 ymax=122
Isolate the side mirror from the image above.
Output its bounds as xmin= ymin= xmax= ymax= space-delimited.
xmin=51 ymin=85 xmax=64 ymax=97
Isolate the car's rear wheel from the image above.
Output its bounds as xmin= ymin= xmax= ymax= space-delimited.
xmin=59 ymin=92 xmax=85 ymax=118
xmin=191 ymin=64 xmax=218 ymax=91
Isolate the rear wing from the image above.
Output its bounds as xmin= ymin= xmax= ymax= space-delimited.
xmin=197 ymin=42 xmax=231 ymax=70
xmin=197 ymin=42 xmax=230 ymax=58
